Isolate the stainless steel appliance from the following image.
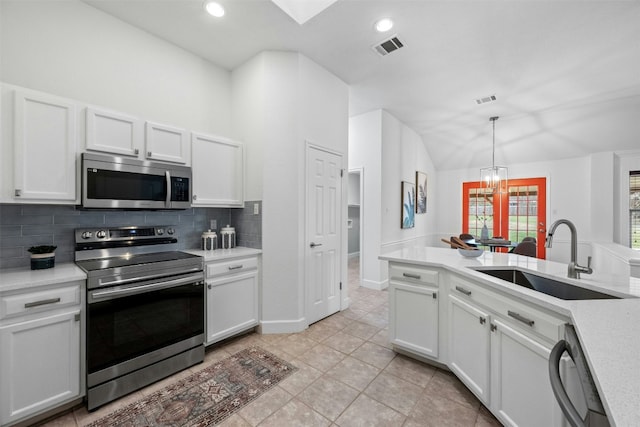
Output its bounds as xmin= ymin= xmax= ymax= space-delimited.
xmin=75 ymin=225 xmax=204 ymax=411
xmin=81 ymin=152 xmax=192 ymax=210
xmin=549 ymin=324 xmax=610 ymax=427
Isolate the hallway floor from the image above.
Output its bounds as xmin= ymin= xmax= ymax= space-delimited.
xmin=39 ymin=256 xmax=501 ymax=427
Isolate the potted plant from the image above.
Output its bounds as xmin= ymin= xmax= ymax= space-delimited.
xmin=28 ymin=245 xmax=57 ymax=270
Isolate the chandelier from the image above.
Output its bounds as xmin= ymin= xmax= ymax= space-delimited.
xmin=480 ymin=116 xmax=508 ymax=194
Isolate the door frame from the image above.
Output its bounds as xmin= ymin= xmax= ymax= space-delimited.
xmin=304 ymin=142 xmax=346 ymax=325
xmin=348 ymin=167 xmax=364 ymax=289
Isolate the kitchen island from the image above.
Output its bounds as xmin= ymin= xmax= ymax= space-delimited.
xmin=380 ymin=247 xmax=640 ymax=427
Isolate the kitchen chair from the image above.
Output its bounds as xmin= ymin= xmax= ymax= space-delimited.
xmin=522 ymin=236 xmax=537 ymax=244
xmin=459 ymin=233 xmax=477 ymax=247
xmin=512 ymin=241 xmax=537 ymax=258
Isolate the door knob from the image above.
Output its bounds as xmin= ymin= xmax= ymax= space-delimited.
xmin=310 ymin=242 xmax=323 ymax=248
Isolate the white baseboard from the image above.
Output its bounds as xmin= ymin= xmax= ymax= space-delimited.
xmin=258 ymin=317 xmax=307 ymax=334
xmin=361 ymin=278 xmax=388 ymax=291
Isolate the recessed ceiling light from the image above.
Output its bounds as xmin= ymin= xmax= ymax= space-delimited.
xmin=375 ymin=18 xmax=393 ymax=33
xmin=204 ymin=1 xmax=225 ymax=17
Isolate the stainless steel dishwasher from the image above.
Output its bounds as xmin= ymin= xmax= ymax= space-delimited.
xmin=549 ymin=324 xmax=610 ymax=427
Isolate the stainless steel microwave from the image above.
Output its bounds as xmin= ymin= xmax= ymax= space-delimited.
xmin=81 ymin=152 xmax=192 ymax=209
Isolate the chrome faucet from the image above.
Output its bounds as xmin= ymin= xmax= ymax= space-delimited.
xmin=545 ymin=219 xmax=593 ymax=279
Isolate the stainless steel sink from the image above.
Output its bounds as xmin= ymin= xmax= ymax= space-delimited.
xmin=473 ymin=268 xmax=620 ymax=300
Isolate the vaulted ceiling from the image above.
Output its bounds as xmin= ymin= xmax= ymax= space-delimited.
xmin=85 ymin=0 xmax=640 ymax=170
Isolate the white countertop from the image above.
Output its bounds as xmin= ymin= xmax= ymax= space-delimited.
xmin=380 ymin=246 xmax=640 ymax=427
xmin=183 ymin=246 xmax=262 ymax=261
xmin=0 ymin=262 xmax=87 ymax=293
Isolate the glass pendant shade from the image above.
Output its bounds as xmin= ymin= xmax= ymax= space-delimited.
xmin=480 ymin=165 xmax=508 ymax=194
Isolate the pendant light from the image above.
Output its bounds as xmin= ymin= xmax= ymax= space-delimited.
xmin=480 ymin=116 xmax=508 ymax=195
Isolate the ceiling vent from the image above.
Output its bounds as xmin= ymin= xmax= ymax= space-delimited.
xmin=372 ymin=34 xmax=404 ymax=56
xmin=475 ymin=95 xmax=497 ymax=105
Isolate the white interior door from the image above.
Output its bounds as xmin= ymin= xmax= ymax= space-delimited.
xmin=306 ymin=145 xmax=343 ymax=325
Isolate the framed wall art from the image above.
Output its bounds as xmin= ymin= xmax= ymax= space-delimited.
xmin=401 ymin=181 xmax=415 ymax=229
xmin=416 ymin=171 xmax=427 ymax=214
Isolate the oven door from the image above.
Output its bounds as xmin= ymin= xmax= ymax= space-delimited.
xmin=86 ymin=272 xmax=204 ymax=387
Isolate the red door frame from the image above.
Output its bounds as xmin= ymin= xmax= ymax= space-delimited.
xmin=463 ymin=178 xmax=547 ymax=258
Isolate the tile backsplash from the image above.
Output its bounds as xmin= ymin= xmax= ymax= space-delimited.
xmin=0 ymin=201 xmax=262 ymax=270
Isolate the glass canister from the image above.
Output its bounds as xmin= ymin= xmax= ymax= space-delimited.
xmin=220 ymin=225 xmax=236 ymax=249
xmin=202 ymin=229 xmax=217 ymax=251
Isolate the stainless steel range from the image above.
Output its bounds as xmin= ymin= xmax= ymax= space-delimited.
xmin=75 ymin=225 xmax=204 ymax=411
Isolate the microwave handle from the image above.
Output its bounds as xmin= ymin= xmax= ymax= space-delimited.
xmin=165 ymin=171 xmax=171 ymax=207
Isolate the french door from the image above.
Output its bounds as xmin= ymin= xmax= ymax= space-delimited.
xmin=463 ymin=177 xmax=547 ymax=258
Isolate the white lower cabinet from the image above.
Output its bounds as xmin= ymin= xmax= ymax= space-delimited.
xmin=388 ymin=263 xmax=439 ymax=359
xmin=205 ymin=256 xmax=259 ymax=345
xmin=490 ymin=318 xmax=563 ymax=427
xmin=0 ymin=282 xmax=82 ymax=426
xmin=448 ymin=294 xmax=491 ymax=403
xmin=448 ymin=275 xmax=571 ymax=427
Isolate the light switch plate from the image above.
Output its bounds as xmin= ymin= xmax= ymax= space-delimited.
xmin=253 ymin=203 xmax=259 ymax=215
xmin=210 ymin=219 xmax=217 ymax=230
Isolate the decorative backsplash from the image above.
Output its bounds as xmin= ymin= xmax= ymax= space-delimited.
xmin=0 ymin=201 xmax=262 ymax=269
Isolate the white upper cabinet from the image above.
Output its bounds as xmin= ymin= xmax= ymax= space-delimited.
xmin=12 ymin=89 xmax=77 ymax=203
xmin=85 ymin=107 xmax=143 ymax=157
xmin=145 ymin=121 xmax=189 ymax=164
xmin=191 ymin=132 xmax=244 ymax=207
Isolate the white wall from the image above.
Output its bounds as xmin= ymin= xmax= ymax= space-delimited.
xmin=232 ymin=51 xmax=348 ymax=333
xmin=349 ymin=109 xmax=436 ymax=289
xmin=349 ymin=111 xmax=382 ymax=289
xmin=1 ymin=0 xmax=231 ymax=136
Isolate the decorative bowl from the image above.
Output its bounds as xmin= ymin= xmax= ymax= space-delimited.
xmin=457 ymin=248 xmax=484 ymax=258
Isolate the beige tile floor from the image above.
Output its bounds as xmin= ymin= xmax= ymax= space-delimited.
xmin=38 ymin=256 xmax=502 ymax=427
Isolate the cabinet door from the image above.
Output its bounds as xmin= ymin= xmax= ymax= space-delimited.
xmin=145 ymin=121 xmax=188 ymax=164
xmin=0 ymin=310 xmax=80 ymax=425
xmin=490 ymin=318 xmax=563 ymax=427
xmin=86 ymin=107 xmax=143 ymax=157
xmin=191 ymin=132 xmax=244 ymax=207
xmin=389 ymin=281 xmax=438 ymax=358
xmin=13 ymin=89 xmax=77 ymax=202
xmin=206 ymin=270 xmax=258 ymax=344
xmin=448 ymin=294 xmax=491 ymax=403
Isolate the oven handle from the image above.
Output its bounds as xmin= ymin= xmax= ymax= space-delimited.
xmin=89 ymin=273 xmax=203 ymax=302
xmin=94 ymin=265 xmax=202 ymax=288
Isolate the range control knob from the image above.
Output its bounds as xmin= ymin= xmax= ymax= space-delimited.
xmin=167 ymin=228 xmax=175 ymax=235
xmin=96 ymin=230 xmax=107 ymax=239
xmin=156 ymin=228 xmax=164 ymax=235
xmin=81 ymin=231 xmax=93 ymax=239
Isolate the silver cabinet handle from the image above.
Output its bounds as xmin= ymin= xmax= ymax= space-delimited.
xmin=432 ymin=293 xmax=437 ymax=300
xmin=455 ymin=286 xmax=471 ymax=296
xmin=228 ymin=265 xmax=243 ymax=270
xmin=402 ymin=273 xmax=421 ymax=280
xmin=207 ymin=284 xmax=212 ymax=290
xmin=15 ymin=189 xmax=22 ymax=197
xmin=479 ymin=317 xmax=486 ymax=325
xmin=310 ymin=242 xmax=323 ymax=248
xmin=508 ymin=310 xmax=535 ymax=327
xmin=134 ymin=148 xmax=139 ymax=155
xmin=192 ymin=194 xmax=197 ymax=200
xmin=147 ymin=151 xmax=152 ymax=157
xmin=24 ymin=297 xmax=61 ymax=308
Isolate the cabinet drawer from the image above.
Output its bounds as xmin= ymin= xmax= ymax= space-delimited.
xmin=1 ymin=285 xmax=81 ymax=320
xmin=449 ymin=276 xmax=566 ymax=343
xmin=206 ymin=257 xmax=258 ymax=278
xmin=389 ymin=263 xmax=438 ymax=286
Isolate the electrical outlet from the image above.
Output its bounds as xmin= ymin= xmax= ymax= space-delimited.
xmin=210 ymin=219 xmax=217 ymax=230
xmin=253 ymin=203 xmax=259 ymax=215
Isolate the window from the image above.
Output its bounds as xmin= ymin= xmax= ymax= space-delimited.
xmin=631 ymin=171 xmax=640 ymax=249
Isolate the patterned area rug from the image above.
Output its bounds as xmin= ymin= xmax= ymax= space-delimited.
xmin=87 ymin=347 xmax=297 ymax=427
